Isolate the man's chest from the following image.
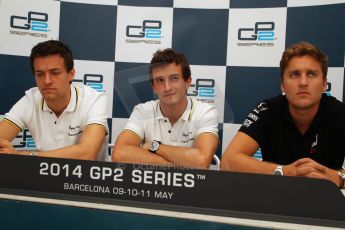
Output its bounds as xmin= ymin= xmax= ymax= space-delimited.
xmin=144 ymin=120 xmax=196 ymax=146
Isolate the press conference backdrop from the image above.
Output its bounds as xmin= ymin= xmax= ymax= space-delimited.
xmin=0 ymin=0 xmax=344 ymax=159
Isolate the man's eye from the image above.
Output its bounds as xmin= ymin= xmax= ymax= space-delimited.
xmin=289 ymin=72 xmax=299 ymax=78
xmin=170 ymin=76 xmax=179 ymax=81
xmin=52 ymin=71 xmax=61 ymax=75
xmin=307 ymin=72 xmax=317 ymax=78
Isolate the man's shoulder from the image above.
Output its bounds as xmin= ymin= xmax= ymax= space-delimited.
xmin=131 ymin=100 xmax=158 ymax=117
xmin=193 ymin=98 xmax=213 ymax=106
xmin=189 ymin=99 xmax=218 ymax=125
xmin=74 ymin=84 xmax=106 ymax=106
xmin=239 ymin=96 xmax=284 ymax=138
xmin=322 ymin=95 xmax=345 ymax=116
xmin=23 ymin=87 xmax=42 ymax=102
xmin=324 ymin=95 xmax=345 ymax=108
xmin=262 ymin=94 xmax=285 ymax=106
xmin=24 ymin=86 xmax=39 ymax=94
xmin=192 ymin=98 xmax=216 ymax=112
xmin=135 ymin=100 xmax=158 ymax=109
xmin=252 ymin=95 xmax=285 ymax=115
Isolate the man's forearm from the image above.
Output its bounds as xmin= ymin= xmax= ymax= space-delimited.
xmin=31 ymin=144 xmax=99 ymax=160
xmin=221 ymin=152 xmax=277 ymax=174
xmin=4 ymin=144 xmax=99 ymax=160
xmin=155 ymin=144 xmax=212 ymax=169
xmin=112 ymin=145 xmax=172 ymax=165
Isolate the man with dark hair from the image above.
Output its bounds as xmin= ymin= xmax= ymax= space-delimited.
xmin=112 ymin=48 xmax=219 ymax=169
xmin=0 ymin=40 xmax=108 ymax=161
xmin=221 ymin=42 xmax=345 ymax=188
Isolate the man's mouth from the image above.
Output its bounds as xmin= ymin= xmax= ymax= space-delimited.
xmin=297 ymin=91 xmax=310 ymax=95
xmin=43 ymin=88 xmax=56 ymax=92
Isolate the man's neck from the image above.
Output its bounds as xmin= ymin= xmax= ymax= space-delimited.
xmin=289 ymin=103 xmax=320 ymax=135
xmin=46 ymin=90 xmax=71 ymax=118
xmin=160 ymin=97 xmax=188 ymax=126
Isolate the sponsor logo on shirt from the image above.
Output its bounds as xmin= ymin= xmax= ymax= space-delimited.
xmin=181 ymin=131 xmax=194 ymax=144
xmin=67 ymin=125 xmax=83 ymax=137
xmin=309 ymin=134 xmax=318 ymax=154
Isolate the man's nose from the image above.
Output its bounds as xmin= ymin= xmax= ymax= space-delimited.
xmin=299 ymin=74 xmax=308 ymax=86
xmin=43 ymin=74 xmax=52 ymax=84
xmin=163 ymin=79 xmax=172 ymax=90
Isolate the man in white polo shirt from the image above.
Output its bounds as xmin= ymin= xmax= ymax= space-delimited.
xmin=0 ymin=40 xmax=108 ymax=161
xmin=112 ymin=48 xmax=218 ymax=169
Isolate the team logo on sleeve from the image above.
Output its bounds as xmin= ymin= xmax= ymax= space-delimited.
xmin=247 ymin=113 xmax=259 ymax=121
xmin=243 ymin=102 xmax=267 ymax=127
xmin=242 ymin=119 xmax=253 ymax=128
xmin=253 ymin=102 xmax=268 ymax=114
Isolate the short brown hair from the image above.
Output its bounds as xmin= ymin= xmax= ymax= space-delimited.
xmin=30 ymin=40 xmax=74 ymax=73
xmin=149 ymin=48 xmax=191 ymax=83
xmin=280 ymin=41 xmax=328 ymax=81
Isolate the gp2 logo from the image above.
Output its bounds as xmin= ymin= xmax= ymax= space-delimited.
xmin=73 ymin=74 xmax=104 ymax=92
xmin=187 ymin=79 xmax=215 ymax=98
xmin=126 ymin=20 xmax=162 ymax=39
xmin=10 ymin=11 xmax=48 ymax=32
xmin=238 ymin=22 xmax=275 ymax=41
xmin=13 ymin=129 xmax=36 ymax=149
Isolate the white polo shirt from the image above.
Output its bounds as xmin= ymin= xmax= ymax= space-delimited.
xmin=4 ymin=84 xmax=108 ymax=161
xmin=125 ymin=97 xmax=218 ymax=146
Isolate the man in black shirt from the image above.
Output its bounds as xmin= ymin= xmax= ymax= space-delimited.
xmin=221 ymin=42 xmax=345 ymax=188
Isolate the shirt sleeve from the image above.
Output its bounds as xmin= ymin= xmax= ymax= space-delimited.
xmin=84 ymin=92 xmax=109 ymax=134
xmin=4 ymin=93 xmax=33 ymax=131
xmin=196 ymin=104 xmax=219 ymax=137
xmin=124 ymin=104 xmax=145 ymax=140
xmin=239 ymin=100 xmax=272 ymax=145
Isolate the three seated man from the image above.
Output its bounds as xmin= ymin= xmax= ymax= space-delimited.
xmin=0 ymin=40 xmax=344 ymax=189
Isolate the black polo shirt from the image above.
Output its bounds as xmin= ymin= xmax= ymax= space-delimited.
xmin=239 ymin=94 xmax=345 ymax=169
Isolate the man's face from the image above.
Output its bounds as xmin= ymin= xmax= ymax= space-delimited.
xmin=33 ymin=54 xmax=74 ymax=103
xmin=281 ymin=55 xmax=327 ymax=111
xmin=151 ymin=63 xmax=191 ymax=107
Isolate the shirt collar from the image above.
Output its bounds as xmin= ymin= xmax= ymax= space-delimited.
xmin=156 ymin=97 xmax=194 ymax=121
xmin=181 ymin=97 xmax=194 ymax=121
xmin=313 ymin=93 xmax=328 ymax=123
xmin=282 ymin=93 xmax=328 ymax=125
xmin=41 ymin=85 xmax=79 ymax=112
xmin=282 ymin=95 xmax=292 ymax=121
xmin=155 ymin=101 xmax=165 ymax=120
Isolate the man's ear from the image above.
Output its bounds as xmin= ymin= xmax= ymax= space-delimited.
xmin=151 ymin=80 xmax=158 ymax=95
xmin=280 ymin=82 xmax=285 ymax=94
xmin=323 ymin=78 xmax=327 ymax=92
xmin=68 ymin=68 xmax=75 ymax=81
xmin=186 ymin=76 xmax=192 ymax=89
